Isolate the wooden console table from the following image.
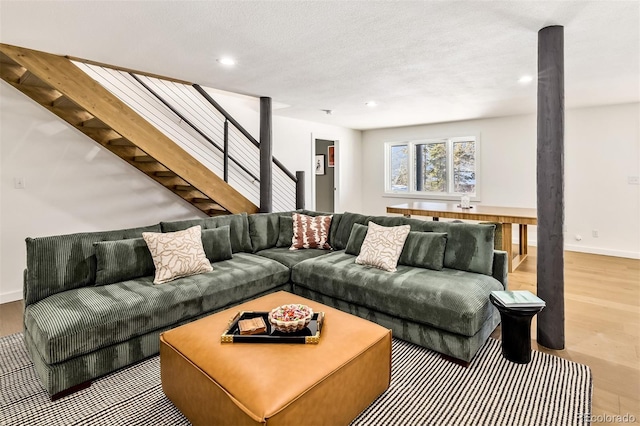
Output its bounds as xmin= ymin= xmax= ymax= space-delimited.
xmin=386 ymin=202 xmax=537 ymax=272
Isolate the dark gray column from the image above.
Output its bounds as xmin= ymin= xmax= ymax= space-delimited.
xmin=536 ymin=25 xmax=565 ymax=350
xmin=295 ymin=171 xmax=305 ymax=209
xmin=259 ymin=97 xmax=273 ymax=212
xmin=415 ymin=145 xmax=424 ymax=191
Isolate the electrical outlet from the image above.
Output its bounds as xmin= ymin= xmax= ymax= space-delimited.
xmin=628 ymin=176 xmax=639 ymax=185
xmin=13 ymin=177 xmax=26 ymax=189
xmin=592 ymin=229 xmax=599 ymax=238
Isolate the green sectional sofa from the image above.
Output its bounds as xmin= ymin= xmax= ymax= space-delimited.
xmin=23 ymin=210 xmax=507 ymax=397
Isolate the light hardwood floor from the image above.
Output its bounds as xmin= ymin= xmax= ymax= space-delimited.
xmin=1 ymin=248 xmax=638 ymax=424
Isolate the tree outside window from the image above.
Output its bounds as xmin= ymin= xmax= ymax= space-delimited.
xmin=386 ymin=137 xmax=477 ymax=197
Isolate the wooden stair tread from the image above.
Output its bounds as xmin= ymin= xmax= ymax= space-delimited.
xmin=197 ymin=204 xmax=227 ymax=212
xmin=82 ymin=117 xmax=110 ymax=128
xmin=0 ymin=62 xmax=26 ymax=83
xmin=134 ymin=155 xmax=156 ymax=163
xmin=46 ymin=106 xmax=93 ymax=126
xmin=10 ymin=83 xmax=61 ymax=104
xmin=78 ymin=127 xmax=122 ymax=145
xmin=51 ymin=96 xmax=78 ymax=109
xmin=107 ymin=138 xmax=135 ymax=147
xmin=174 ymin=189 xmax=206 ymax=200
xmin=192 ymin=198 xmax=213 ymax=204
xmin=155 ymin=178 xmax=189 ymax=188
xmin=19 ymin=70 xmax=50 ymax=88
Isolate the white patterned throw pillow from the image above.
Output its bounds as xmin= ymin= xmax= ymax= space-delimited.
xmin=142 ymin=225 xmax=213 ymax=284
xmin=355 ymin=222 xmax=410 ymax=272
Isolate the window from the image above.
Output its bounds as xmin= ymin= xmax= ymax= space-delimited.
xmin=385 ymin=136 xmax=477 ymax=198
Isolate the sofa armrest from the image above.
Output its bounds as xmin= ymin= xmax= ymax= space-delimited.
xmin=492 ymin=251 xmax=508 ymax=289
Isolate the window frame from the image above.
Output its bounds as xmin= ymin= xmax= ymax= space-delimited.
xmin=384 ymin=135 xmax=480 ymax=200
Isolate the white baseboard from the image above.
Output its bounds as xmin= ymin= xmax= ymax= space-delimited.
xmin=512 ymin=238 xmax=640 ymax=260
xmin=0 ymin=290 xmax=22 ymax=304
xmin=563 ymin=244 xmax=640 ymax=259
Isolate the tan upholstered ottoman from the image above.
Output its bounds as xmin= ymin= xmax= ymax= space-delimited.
xmin=160 ymin=291 xmax=391 ymax=426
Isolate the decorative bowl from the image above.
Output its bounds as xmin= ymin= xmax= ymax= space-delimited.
xmin=268 ymin=304 xmax=314 ymax=333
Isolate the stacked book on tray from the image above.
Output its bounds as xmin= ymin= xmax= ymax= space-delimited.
xmin=490 ymin=290 xmax=546 ymax=308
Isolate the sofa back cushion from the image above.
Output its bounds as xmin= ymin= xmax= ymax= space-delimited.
xmin=276 ymin=215 xmax=294 ymax=248
xmin=398 ymin=231 xmax=448 ymax=271
xmin=92 ymin=226 xmax=231 ymax=287
xmin=201 ymin=226 xmax=233 ymax=262
xmin=248 ymin=212 xmax=293 ymax=252
xmin=438 ymin=222 xmax=495 ymax=275
xmin=24 ymin=224 xmax=161 ymax=305
xmin=344 ymin=223 xmax=368 ymax=255
xmin=346 ymin=223 xmax=448 ymax=271
xmin=338 ymin=212 xmax=495 ymax=275
xmin=94 ymin=238 xmax=155 ymax=286
xmin=332 ymin=212 xmax=371 ymax=250
xmin=161 ymin=213 xmax=252 ymax=254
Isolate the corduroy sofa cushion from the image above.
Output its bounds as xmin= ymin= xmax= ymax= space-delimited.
xmin=347 ymin=224 xmax=448 ymax=271
xmin=397 ymin=231 xmax=448 ymax=271
xmin=255 ymin=247 xmax=332 ymax=269
xmin=201 ymin=226 xmax=233 ymax=262
xmin=25 ymin=224 xmax=161 ymax=306
xmin=93 ymin=238 xmax=155 ymax=286
xmin=160 ymin=213 xmax=252 ymax=254
xmin=24 ymin=253 xmax=290 ymax=364
xmin=335 ymin=213 xmax=495 ymax=275
xmin=247 ymin=212 xmax=294 ymax=252
xmin=292 ymin=251 xmax=503 ymax=337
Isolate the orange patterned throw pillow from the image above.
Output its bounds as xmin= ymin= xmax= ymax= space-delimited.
xmin=355 ymin=222 xmax=410 ymax=272
xmin=290 ymin=213 xmax=333 ymax=250
xmin=142 ymin=225 xmax=213 ymax=284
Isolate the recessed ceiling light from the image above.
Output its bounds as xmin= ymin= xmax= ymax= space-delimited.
xmin=365 ymin=101 xmax=378 ymax=107
xmin=217 ymin=57 xmax=236 ymax=66
xmin=518 ymin=75 xmax=533 ymax=84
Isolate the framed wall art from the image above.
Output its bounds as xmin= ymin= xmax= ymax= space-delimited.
xmin=315 ymin=155 xmax=325 ymax=175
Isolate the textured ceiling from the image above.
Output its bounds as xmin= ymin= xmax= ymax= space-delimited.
xmin=1 ymin=1 xmax=638 ymax=130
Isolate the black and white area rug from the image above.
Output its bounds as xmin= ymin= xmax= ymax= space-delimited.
xmin=0 ymin=333 xmax=591 ymax=425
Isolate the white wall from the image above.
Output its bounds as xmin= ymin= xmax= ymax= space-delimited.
xmin=0 ymin=82 xmax=362 ymax=304
xmin=361 ymin=103 xmax=640 ymax=259
xmin=203 ymin=88 xmax=363 ymax=213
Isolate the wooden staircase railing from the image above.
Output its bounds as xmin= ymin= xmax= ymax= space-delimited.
xmin=0 ymin=43 xmax=258 ymax=216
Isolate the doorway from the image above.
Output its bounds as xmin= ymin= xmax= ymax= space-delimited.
xmin=314 ymin=139 xmax=335 ymax=212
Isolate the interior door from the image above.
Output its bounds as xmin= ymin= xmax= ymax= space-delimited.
xmin=314 ymin=139 xmax=335 ymax=212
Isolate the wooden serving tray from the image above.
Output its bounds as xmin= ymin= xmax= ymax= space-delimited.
xmin=221 ymin=311 xmax=324 ymax=344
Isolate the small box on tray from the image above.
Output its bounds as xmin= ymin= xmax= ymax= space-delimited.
xmin=238 ymin=317 xmax=267 ymax=335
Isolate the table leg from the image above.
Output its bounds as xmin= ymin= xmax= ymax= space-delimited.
xmin=510 ymin=225 xmax=529 ymax=272
xmin=501 ymin=223 xmax=513 ymax=272
xmin=519 ymin=225 xmax=528 ymax=257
